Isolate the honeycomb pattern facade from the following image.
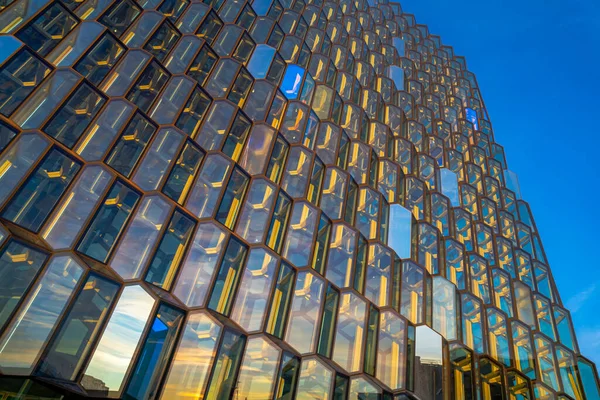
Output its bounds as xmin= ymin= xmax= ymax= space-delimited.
xmin=0 ymin=0 xmax=598 ymax=399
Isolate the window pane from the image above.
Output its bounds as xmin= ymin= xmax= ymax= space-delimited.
xmin=12 ymin=69 xmax=79 ymax=130
xmin=173 ymin=222 xmax=227 ymax=307
xmin=143 ymin=21 xmax=181 ymax=61
xmin=235 ymin=178 xmax=277 ymax=243
xmin=149 ymin=76 xmax=195 ymax=125
xmin=160 ymin=312 xmax=222 ymax=399
xmin=126 ymin=61 xmax=170 ymax=113
xmin=145 ymin=210 xmax=196 ymax=290
xmin=0 ymin=121 xmax=17 ymax=152
xmin=285 ymin=271 xmax=324 ymax=354
xmin=231 ymin=247 xmax=278 ymax=332
xmin=215 ymin=167 xmax=249 ymax=229
xmin=185 ymin=154 xmax=231 ymax=218
xmin=208 ymin=236 xmax=248 ymax=315
xmin=76 ymin=100 xmax=136 ymax=162
xmin=204 ymin=329 xmax=247 ymax=399
xmin=0 ymin=49 xmax=51 ymax=116
xmin=0 ymin=255 xmax=83 ymax=373
xmin=15 ymin=3 xmax=78 ymax=56
xmin=99 ymin=0 xmax=142 ymax=37
xmin=125 ymin=303 xmax=184 ymax=400
xmin=282 ymin=202 xmax=318 ymax=268
xmin=163 ymin=142 xmax=205 ymax=204
xmin=36 ymin=274 xmax=120 ymax=381
xmin=175 ymin=87 xmax=212 ymax=137
xmin=132 ymin=128 xmax=184 ymax=191
xmin=295 ymin=357 xmax=333 ymax=400
xmin=42 ymin=165 xmax=113 ymax=250
xmin=111 ymin=195 xmax=172 ymax=279
xmin=235 ymin=336 xmax=280 ymax=400
xmin=195 ymin=100 xmax=236 ymax=151
xmin=75 ymin=33 xmax=125 ymax=85
xmin=77 ymin=181 xmax=140 ymax=262
xmin=82 ymin=285 xmax=155 ymax=395
xmin=0 ymin=240 xmax=48 ymax=330
xmin=105 ymin=112 xmax=156 ymax=177
xmin=377 ymin=310 xmax=406 ymax=390
xmin=2 ymin=149 xmax=80 ymax=232
xmin=332 ymin=292 xmax=367 ymax=373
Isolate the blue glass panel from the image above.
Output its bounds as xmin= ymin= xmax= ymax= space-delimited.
xmin=466 ymin=107 xmax=479 ymax=130
xmin=387 ymin=204 xmax=412 ymax=259
xmin=392 ymin=37 xmax=405 ymax=57
xmin=386 ymin=66 xmax=404 ymax=91
xmin=124 ymin=303 xmax=184 ymax=400
xmin=504 ymin=169 xmax=522 ymax=200
xmin=247 ymin=44 xmax=276 ymax=79
xmin=579 ymin=359 xmax=600 ymax=400
xmin=440 ymin=168 xmax=460 ymax=207
xmin=281 ymin=64 xmax=305 ymax=100
xmin=251 ymin=0 xmax=273 ymax=15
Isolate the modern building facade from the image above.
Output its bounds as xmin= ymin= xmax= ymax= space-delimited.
xmin=0 ymin=0 xmax=597 ymax=399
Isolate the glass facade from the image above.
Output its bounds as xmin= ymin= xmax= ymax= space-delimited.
xmin=0 ymin=0 xmax=597 ymax=399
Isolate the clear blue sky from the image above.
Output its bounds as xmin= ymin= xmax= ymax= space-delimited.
xmin=398 ymin=0 xmax=600 ymax=365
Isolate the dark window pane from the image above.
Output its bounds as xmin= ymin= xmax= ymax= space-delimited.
xmin=274 ymin=352 xmax=300 ymax=400
xmin=0 ymin=120 xmax=17 ymax=152
xmin=106 ymin=113 xmax=156 ymax=177
xmin=221 ymin=112 xmax=251 ymax=161
xmin=215 ymin=167 xmax=249 ymax=229
xmin=143 ymin=21 xmax=181 ymax=62
xmin=187 ymin=46 xmax=218 ymax=86
xmin=74 ymin=34 xmax=125 ymax=86
xmin=317 ymin=284 xmax=339 ymax=358
xmin=2 ymin=149 xmax=80 ymax=232
xmin=99 ymin=0 xmax=142 ymax=37
xmin=145 ymin=210 xmax=196 ymax=290
xmin=15 ymin=3 xmax=78 ymax=56
xmin=265 ymin=191 xmax=291 ymax=252
xmin=175 ymin=87 xmax=212 ymax=136
xmin=208 ymin=237 xmax=247 ymax=315
xmin=0 ymin=240 xmax=47 ymax=331
xmin=126 ymin=62 xmax=170 ymax=113
xmin=196 ymin=11 xmax=223 ymax=44
xmin=158 ymin=0 xmax=189 ymax=22
xmin=77 ymin=181 xmax=140 ymax=262
xmin=0 ymin=50 xmax=50 ymax=116
xmin=163 ymin=142 xmax=205 ymax=204
xmin=36 ymin=274 xmax=120 ymax=381
xmin=44 ymin=84 xmax=106 ymax=148
xmin=124 ymin=303 xmax=184 ymax=400
xmin=266 ymin=262 xmax=295 ymax=338
xmin=204 ymin=329 xmax=246 ymax=399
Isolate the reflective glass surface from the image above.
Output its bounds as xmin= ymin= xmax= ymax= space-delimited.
xmin=0 ymin=0 xmax=597 ymax=398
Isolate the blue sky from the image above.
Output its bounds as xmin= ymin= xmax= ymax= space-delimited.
xmin=398 ymin=0 xmax=600 ymax=365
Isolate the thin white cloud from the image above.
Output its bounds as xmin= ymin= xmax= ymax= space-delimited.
xmin=566 ymin=283 xmax=597 ymax=313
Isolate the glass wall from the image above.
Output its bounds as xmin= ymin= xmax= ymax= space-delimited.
xmin=0 ymin=0 xmax=597 ymax=399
